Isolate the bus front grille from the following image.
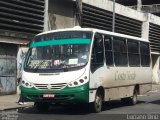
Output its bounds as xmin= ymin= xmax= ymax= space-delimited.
xmin=34 ymin=83 xmax=67 ymax=90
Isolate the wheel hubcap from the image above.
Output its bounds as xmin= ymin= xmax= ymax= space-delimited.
xmin=133 ymin=94 xmax=137 ymax=103
xmin=95 ymin=95 xmax=102 ymax=110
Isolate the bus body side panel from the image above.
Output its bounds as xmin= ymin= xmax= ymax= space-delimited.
xmin=104 ymin=86 xmax=134 ymax=100
xmin=89 ymin=66 xmax=152 ymax=102
xmin=89 ymin=66 xmax=108 ymax=102
xmin=89 ymin=89 xmax=97 ymax=102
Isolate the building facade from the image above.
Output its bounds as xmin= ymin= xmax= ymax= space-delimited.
xmin=0 ymin=0 xmax=45 ymax=95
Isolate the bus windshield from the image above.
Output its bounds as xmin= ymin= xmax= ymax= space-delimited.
xmin=24 ymin=31 xmax=92 ymax=72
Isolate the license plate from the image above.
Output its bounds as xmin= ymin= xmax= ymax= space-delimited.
xmin=43 ymin=94 xmax=55 ymax=98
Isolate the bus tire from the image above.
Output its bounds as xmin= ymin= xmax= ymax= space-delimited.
xmin=121 ymin=97 xmax=129 ymax=105
xmin=91 ymin=91 xmax=103 ymax=113
xmin=121 ymin=88 xmax=138 ymax=105
xmin=128 ymin=89 xmax=138 ymax=105
xmin=130 ymin=90 xmax=138 ymax=105
xmin=34 ymin=102 xmax=49 ymax=112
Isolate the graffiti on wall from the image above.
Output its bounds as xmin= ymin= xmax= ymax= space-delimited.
xmin=0 ymin=43 xmax=17 ymax=94
xmin=0 ymin=79 xmax=3 ymax=91
xmin=17 ymin=51 xmax=26 ymax=79
xmin=0 ymin=77 xmax=16 ymax=93
xmin=0 ymin=59 xmax=17 ymax=93
xmin=17 ymin=47 xmax=28 ymax=80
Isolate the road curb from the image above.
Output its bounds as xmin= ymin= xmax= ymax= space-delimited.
xmin=0 ymin=105 xmax=33 ymax=112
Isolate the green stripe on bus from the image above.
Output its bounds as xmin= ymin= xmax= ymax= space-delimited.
xmin=30 ymin=38 xmax=91 ymax=48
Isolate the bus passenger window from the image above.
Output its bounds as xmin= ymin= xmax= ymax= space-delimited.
xmin=128 ymin=40 xmax=140 ymax=66
xmin=104 ymin=36 xmax=113 ymax=66
xmin=113 ymin=38 xmax=127 ymax=66
xmin=91 ymin=33 xmax=104 ymax=72
xmin=140 ymin=42 xmax=150 ymax=66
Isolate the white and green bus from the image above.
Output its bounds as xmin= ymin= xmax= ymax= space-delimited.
xmin=21 ymin=27 xmax=152 ymax=112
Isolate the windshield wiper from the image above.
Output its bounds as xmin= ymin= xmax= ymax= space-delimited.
xmin=62 ymin=62 xmax=69 ymax=72
xmin=33 ymin=60 xmax=46 ymax=72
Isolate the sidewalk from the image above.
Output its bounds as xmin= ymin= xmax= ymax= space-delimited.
xmin=0 ymin=87 xmax=34 ymax=111
xmin=151 ymin=83 xmax=160 ymax=91
xmin=0 ymin=84 xmax=160 ymax=111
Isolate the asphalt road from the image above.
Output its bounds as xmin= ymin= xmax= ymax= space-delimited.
xmin=1 ymin=90 xmax=160 ymax=120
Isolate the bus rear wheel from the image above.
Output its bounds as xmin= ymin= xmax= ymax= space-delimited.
xmin=34 ymin=102 xmax=49 ymax=112
xmin=91 ymin=91 xmax=103 ymax=113
xmin=121 ymin=90 xmax=138 ymax=105
xmin=129 ymin=90 xmax=138 ymax=105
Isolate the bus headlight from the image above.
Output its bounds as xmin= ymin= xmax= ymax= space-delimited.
xmin=21 ymin=80 xmax=34 ymax=88
xmin=68 ymin=80 xmax=80 ymax=87
xmin=68 ymin=77 xmax=87 ymax=87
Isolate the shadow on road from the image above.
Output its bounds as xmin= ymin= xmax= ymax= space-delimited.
xmin=149 ymin=100 xmax=160 ymax=105
xmin=18 ymin=100 xmax=146 ymax=115
xmin=18 ymin=104 xmax=91 ymax=115
xmin=102 ymin=100 xmax=145 ymax=111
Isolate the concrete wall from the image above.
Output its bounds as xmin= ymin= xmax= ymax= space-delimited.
xmin=82 ymin=0 xmax=146 ymax=21
xmin=152 ymin=55 xmax=160 ymax=84
xmin=82 ymin=0 xmax=160 ymax=40
xmin=47 ymin=0 xmax=75 ymax=30
xmin=149 ymin=14 xmax=160 ymax=26
xmin=0 ymin=42 xmax=17 ymax=95
xmin=0 ymin=35 xmax=29 ymax=95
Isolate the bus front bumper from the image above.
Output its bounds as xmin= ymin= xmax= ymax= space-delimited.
xmin=21 ymin=83 xmax=89 ymax=103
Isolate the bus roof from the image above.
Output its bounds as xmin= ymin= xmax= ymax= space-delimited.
xmin=37 ymin=27 xmax=148 ymax=42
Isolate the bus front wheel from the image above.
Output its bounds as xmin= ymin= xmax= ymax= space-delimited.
xmin=91 ymin=91 xmax=103 ymax=113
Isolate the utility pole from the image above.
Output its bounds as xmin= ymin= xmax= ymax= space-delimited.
xmin=44 ymin=0 xmax=49 ymax=31
xmin=137 ymin=0 xmax=142 ymax=11
xmin=112 ymin=0 xmax=115 ymax=32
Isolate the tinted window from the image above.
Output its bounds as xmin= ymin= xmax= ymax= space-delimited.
xmin=91 ymin=33 xmax=104 ymax=72
xmin=114 ymin=39 xmax=127 ymax=52
xmin=140 ymin=42 xmax=150 ymax=66
xmin=113 ymin=38 xmax=127 ymax=66
xmin=128 ymin=41 xmax=139 ymax=53
xmin=104 ymin=35 xmax=113 ymax=66
xmin=128 ymin=40 xmax=140 ymax=66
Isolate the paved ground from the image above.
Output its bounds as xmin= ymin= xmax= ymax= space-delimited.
xmin=152 ymin=83 xmax=160 ymax=91
xmin=1 ymin=88 xmax=160 ymax=120
xmin=0 ymin=84 xmax=159 ymax=111
xmin=0 ymin=87 xmax=33 ymax=111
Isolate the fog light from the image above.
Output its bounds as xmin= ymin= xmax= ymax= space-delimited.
xmin=84 ymin=76 xmax=87 ymax=79
xmin=25 ymin=83 xmax=29 ymax=86
xmin=79 ymin=79 xmax=84 ymax=83
xmin=22 ymin=80 xmax=25 ymax=84
xmin=73 ymin=81 xmax=78 ymax=85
